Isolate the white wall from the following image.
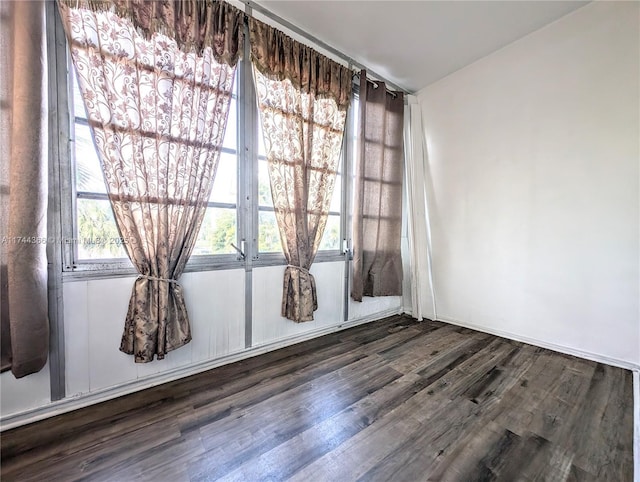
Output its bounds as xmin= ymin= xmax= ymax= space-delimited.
xmin=253 ymin=263 xmax=343 ymax=346
xmin=417 ymin=1 xmax=639 ymax=367
xmin=63 ymin=269 xmax=246 ymax=398
xmin=0 ymin=364 xmax=50 ymax=417
xmin=1 ymin=260 xmax=401 ymax=424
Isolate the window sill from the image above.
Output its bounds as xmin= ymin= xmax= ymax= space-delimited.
xmin=61 ymin=251 xmax=347 ymax=282
xmin=62 ymin=255 xmax=244 ymax=282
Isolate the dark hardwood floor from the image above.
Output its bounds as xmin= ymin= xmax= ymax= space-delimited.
xmin=0 ymin=315 xmax=634 ymax=481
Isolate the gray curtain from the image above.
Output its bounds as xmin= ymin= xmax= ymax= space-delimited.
xmin=58 ymin=0 xmax=244 ymax=362
xmin=249 ymin=17 xmax=351 ymax=322
xmin=0 ymin=0 xmax=50 ymax=377
xmin=352 ymin=70 xmax=404 ymax=301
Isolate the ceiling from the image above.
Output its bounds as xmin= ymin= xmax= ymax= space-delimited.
xmin=256 ymin=1 xmax=590 ymax=93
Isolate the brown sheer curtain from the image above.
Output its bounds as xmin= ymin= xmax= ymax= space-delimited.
xmin=249 ymin=18 xmax=351 ymax=322
xmin=58 ymin=0 xmax=243 ymax=362
xmin=352 ymin=71 xmax=404 ymax=301
xmin=0 ymin=0 xmax=49 ymax=378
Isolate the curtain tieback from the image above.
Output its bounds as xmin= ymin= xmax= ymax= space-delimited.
xmin=287 ymin=265 xmax=310 ymax=275
xmin=139 ymin=275 xmax=178 ymax=284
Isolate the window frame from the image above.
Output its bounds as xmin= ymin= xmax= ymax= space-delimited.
xmin=55 ymin=16 xmax=348 ymax=281
xmin=253 ymin=98 xmax=347 ymax=262
xmin=254 ymin=151 xmax=345 ymax=263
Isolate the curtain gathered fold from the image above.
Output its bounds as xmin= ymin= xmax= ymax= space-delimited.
xmin=352 ymin=70 xmax=404 ymax=301
xmin=249 ymin=17 xmax=350 ymax=322
xmin=58 ymin=0 xmax=243 ymax=362
xmin=0 ymin=0 xmax=50 ymax=378
xmin=404 ymin=99 xmax=435 ymax=321
xmin=60 ymin=0 xmax=244 ymax=62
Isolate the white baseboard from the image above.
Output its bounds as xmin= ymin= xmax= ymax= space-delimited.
xmin=0 ymin=307 xmax=402 ymax=431
xmin=436 ymin=315 xmax=640 ymax=372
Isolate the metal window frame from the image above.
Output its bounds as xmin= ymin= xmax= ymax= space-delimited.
xmin=342 ymin=84 xmax=357 ymax=321
xmin=46 ymin=1 xmax=68 ymax=401
xmin=60 ymin=46 xmax=246 ymax=278
xmin=253 ymin=141 xmax=346 ymax=261
xmin=59 ymin=29 xmax=346 ymax=283
xmin=239 ymin=16 xmax=255 ymax=347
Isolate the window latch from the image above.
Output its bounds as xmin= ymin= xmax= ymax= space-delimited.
xmin=342 ymin=238 xmax=353 ymax=260
xmin=231 ymin=242 xmax=245 ymax=260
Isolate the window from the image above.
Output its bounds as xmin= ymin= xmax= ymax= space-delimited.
xmin=71 ymin=67 xmax=128 ymax=260
xmin=191 ymin=79 xmax=239 ymax=257
xmin=257 ymin=121 xmax=281 ymax=253
xmin=63 ymin=44 xmax=346 ymax=273
xmin=68 ymin=66 xmax=241 ymax=267
xmin=319 ymin=162 xmax=342 ymax=252
xmin=257 ymin=120 xmax=343 ymax=255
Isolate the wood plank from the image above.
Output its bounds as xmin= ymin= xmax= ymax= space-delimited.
xmin=217 ymin=371 xmax=449 ymax=482
xmin=0 ymin=314 xmax=633 ymax=482
xmin=286 ymin=339 xmax=526 ymax=481
xmin=187 ymin=355 xmax=402 ymax=480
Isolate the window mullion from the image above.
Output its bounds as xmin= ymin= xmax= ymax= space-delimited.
xmin=61 ymin=43 xmax=77 ymax=270
xmin=239 ymin=18 xmax=256 ymax=348
xmin=243 ymin=56 xmax=259 ymax=262
xmin=342 ymin=87 xmax=358 ymax=320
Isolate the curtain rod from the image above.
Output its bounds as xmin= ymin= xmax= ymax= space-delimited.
xmin=238 ymin=0 xmax=412 ymax=95
xmin=353 ymin=72 xmax=399 ymax=98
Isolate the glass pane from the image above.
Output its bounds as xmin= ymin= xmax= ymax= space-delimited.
xmin=258 ymin=160 xmax=272 ymax=207
xmin=350 ymin=97 xmax=360 ymax=208
xmin=329 ymin=174 xmax=341 ymax=213
xmin=75 ymin=124 xmax=106 ymax=194
xmin=193 ymin=207 xmax=237 ymax=256
xmin=210 ymin=153 xmax=237 ymax=204
xmin=76 ymin=198 xmax=128 ymax=259
xmin=258 ymin=165 xmax=341 ymax=252
xmin=72 ymin=68 xmax=88 ymax=120
xmin=258 ymin=117 xmax=267 ymax=157
xmin=231 ymin=70 xmax=238 ymax=97
xmin=222 ymin=98 xmax=237 ymax=151
xmin=259 ymin=210 xmax=282 ymax=253
xmin=319 ymin=214 xmax=340 ymax=251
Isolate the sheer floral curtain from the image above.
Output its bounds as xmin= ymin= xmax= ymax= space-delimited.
xmin=249 ymin=18 xmax=351 ymax=322
xmin=352 ymin=70 xmax=405 ymax=301
xmin=58 ymin=0 xmax=244 ymax=362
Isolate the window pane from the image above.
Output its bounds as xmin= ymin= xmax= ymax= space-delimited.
xmin=351 ymin=97 xmax=359 ymax=175
xmin=75 ymin=124 xmax=106 ymax=194
xmin=231 ymin=71 xmax=238 ymax=97
xmin=210 ymin=153 xmax=237 ymax=205
xmin=329 ymin=174 xmax=341 ymax=213
xmin=193 ymin=207 xmax=236 ymax=256
xmin=258 ymin=160 xmax=272 ymax=207
xmin=319 ymin=214 xmax=340 ymax=251
xmin=76 ymin=198 xmax=128 ymax=259
xmin=72 ymin=70 xmax=88 ymax=120
xmin=222 ymin=98 xmax=237 ymax=151
xmin=257 ymin=144 xmax=342 ymax=254
xmin=258 ymin=118 xmax=267 ymax=158
xmin=259 ymin=210 xmax=282 ymax=253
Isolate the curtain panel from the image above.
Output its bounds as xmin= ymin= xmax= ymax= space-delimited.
xmin=0 ymin=0 xmax=50 ymax=378
xmin=404 ymin=100 xmax=435 ymax=321
xmin=249 ymin=17 xmax=350 ymax=322
xmin=58 ymin=0 xmax=244 ymax=362
xmin=352 ymin=71 xmax=404 ymax=301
